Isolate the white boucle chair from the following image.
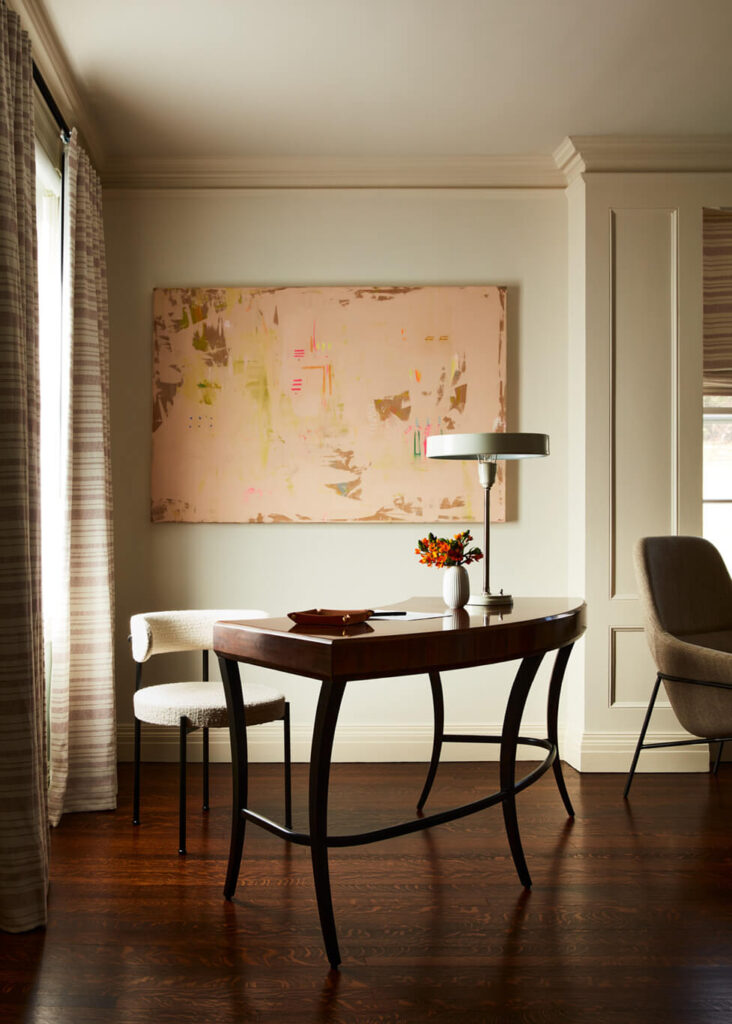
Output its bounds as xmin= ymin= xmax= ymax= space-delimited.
xmin=130 ymin=609 xmax=291 ymax=854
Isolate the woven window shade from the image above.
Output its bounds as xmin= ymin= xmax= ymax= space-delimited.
xmin=704 ymin=208 xmax=732 ymax=397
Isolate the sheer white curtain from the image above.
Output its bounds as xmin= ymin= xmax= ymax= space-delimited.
xmin=47 ymin=130 xmax=116 ymax=825
xmin=36 ymin=140 xmax=62 ymax=641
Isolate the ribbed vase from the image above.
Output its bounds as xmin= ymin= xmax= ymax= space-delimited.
xmin=442 ymin=565 xmax=470 ymax=609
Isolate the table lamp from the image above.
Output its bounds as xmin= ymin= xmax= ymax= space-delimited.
xmin=426 ymin=432 xmax=549 ymax=607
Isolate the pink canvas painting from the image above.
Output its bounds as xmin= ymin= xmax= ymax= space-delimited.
xmin=151 ymin=285 xmax=507 ymax=523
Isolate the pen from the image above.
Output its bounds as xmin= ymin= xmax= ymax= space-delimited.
xmin=370 ymin=610 xmax=407 ymax=616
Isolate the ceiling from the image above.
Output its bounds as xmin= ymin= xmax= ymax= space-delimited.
xmin=27 ymin=0 xmax=732 ymax=168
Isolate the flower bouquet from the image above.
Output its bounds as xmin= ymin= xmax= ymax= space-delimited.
xmin=415 ymin=530 xmax=483 ymax=568
xmin=415 ymin=531 xmax=483 ymax=609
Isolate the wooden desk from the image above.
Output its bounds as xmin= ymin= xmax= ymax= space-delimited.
xmin=214 ymin=596 xmax=586 ymax=968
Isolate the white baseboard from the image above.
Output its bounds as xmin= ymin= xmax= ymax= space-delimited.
xmin=117 ymin=721 xmax=711 ymax=772
xmin=563 ymin=729 xmax=709 ymax=773
xmin=117 ymin=720 xmax=553 ymax=764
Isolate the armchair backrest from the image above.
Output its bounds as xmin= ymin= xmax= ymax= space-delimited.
xmin=130 ymin=609 xmax=267 ymax=663
xmin=634 ymin=536 xmax=732 ymax=639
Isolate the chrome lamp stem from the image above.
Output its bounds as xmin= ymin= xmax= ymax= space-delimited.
xmin=469 ymin=458 xmax=513 ymax=608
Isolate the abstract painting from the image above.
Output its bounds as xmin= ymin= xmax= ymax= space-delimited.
xmin=151 ymin=285 xmax=506 ymax=523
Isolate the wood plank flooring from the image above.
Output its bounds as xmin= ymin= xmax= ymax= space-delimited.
xmin=2 ymin=761 xmax=732 ymax=1024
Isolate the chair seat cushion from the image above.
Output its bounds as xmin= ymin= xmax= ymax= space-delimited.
xmin=134 ymin=680 xmax=285 ymax=728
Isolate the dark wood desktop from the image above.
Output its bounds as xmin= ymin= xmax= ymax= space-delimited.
xmin=214 ymin=596 xmax=586 ymax=967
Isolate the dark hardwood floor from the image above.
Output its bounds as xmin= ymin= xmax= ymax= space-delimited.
xmin=2 ymin=760 xmax=732 ymax=1024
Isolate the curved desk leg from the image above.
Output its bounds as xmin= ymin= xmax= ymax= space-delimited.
xmin=218 ymin=656 xmax=249 ymax=901
xmin=417 ymin=670 xmax=445 ymax=811
xmin=500 ymin=653 xmax=544 ymax=890
xmin=547 ymin=643 xmax=575 ymax=818
xmin=310 ymin=677 xmax=347 ymax=969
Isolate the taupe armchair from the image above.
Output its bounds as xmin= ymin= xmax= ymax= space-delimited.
xmin=625 ymin=536 xmax=732 ymax=797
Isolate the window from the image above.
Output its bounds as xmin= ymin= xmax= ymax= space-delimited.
xmin=702 ymin=207 xmax=732 ymax=569
xmin=703 ymin=396 xmax=732 ymax=569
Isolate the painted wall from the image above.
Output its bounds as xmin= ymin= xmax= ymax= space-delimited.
xmin=567 ymin=170 xmax=732 ymax=771
xmin=104 ymin=186 xmax=569 ymax=762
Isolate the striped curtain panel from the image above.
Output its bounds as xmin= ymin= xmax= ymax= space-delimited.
xmin=47 ymin=131 xmax=116 ymax=825
xmin=0 ymin=3 xmax=49 ymax=932
xmin=703 ymin=208 xmax=732 ymax=397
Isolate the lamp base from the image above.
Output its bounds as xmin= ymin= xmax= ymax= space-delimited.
xmin=467 ymin=591 xmax=514 ymax=608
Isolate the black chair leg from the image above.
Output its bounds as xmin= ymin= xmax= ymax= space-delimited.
xmin=132 ymin=718 xmax=141 ymax=825
xmin=284 ymin=702 xmax=292 ymax=829
xmin=624 ymin=673 xmax=663 ymax=799
xmin=179 ymin=717 xmax=187 ymax=855
xmin=713 ymin=740 xmax=725 ymax=775
xmin=202 ymin=726 xmax=210 ymax=811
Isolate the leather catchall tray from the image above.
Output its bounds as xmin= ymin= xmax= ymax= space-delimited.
xmin=287 ymin=608 xmax=374 ymax=626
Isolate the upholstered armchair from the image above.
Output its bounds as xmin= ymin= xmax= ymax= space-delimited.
xmin=625 ymin=536 xmax=732 ymax=796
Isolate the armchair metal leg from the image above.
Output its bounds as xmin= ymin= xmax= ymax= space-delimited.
xmin=623 ymin=673 xmax=663 ymax=799
xmin=132 ymin=718 xmax=141 ymax=825
xmin=284 ymin=701 xmax=292 ymax=829
xmin=179 ymin=717 xmax=187 ymax=855
xmin=713 ymin=740 xmax=725 ymax=775
xmin=202 ymin=726 xmax=210 ymax=811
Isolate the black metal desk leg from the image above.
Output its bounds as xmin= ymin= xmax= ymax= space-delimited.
xmin=218 ymin=656 xmax=249 ymax=900
xmin=546 ymin=644 xmax=575 ymax=817
xmin=309 ymin=677 xmax=347 ymax=969
xmin=417 ymin=670 xmax=445 ymax=811
xmin=500 ymin=653 xmax=544 ymax=889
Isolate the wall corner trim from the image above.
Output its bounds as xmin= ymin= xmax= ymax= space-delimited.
xmin=556 ymin=134 xmax=732 ymax=178
xmin=553 ymin=136 xmax=586 ymax=185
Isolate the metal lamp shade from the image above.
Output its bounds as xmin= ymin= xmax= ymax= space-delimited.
xmin=426 ymin=432 xmax=549 ymax=461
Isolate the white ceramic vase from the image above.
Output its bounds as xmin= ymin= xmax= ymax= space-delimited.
xmin=442 ymin=565 xmax=470 ymax=609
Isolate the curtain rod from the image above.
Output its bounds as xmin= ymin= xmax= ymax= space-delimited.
xmin=32 ymin=61 xmax=70 ymax=141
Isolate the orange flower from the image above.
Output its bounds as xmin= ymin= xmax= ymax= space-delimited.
xmin=414 ymin=530 xmax=483 ymax=568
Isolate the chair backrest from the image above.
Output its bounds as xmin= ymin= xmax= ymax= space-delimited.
xmin=634 ymin=536 xmax=732 ymax=639
xmin=130 ymin=609 xmax=267 ymax=663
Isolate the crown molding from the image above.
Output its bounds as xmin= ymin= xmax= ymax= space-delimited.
xmin=555 ymin=134 xmax=732 ymax=181
xmin=100 ymin=138 xmax=732 ymax=191
xmin=100 ymin=154 xmax=567 ymax=191
xmin=10 ymin=0 xmax=105 ymax=165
